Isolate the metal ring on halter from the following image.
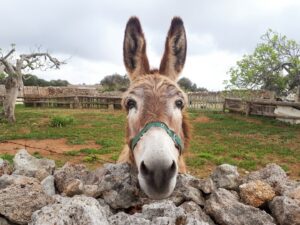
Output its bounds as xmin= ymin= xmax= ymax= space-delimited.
xmin=130 ymin=121 xmax=184 ymax=154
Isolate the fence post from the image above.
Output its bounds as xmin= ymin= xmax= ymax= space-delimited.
xmin=297 ymin=86 xmax=300 ymax=103
xmin=245 ymin=102 xmax=250 ymax=116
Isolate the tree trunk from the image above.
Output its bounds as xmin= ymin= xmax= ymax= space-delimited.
xmin=3 ymin=75 xmax=23 ymax=123
xmin=296 ymin=85 xmax=300 ymax=103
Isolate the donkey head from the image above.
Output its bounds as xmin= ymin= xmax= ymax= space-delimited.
xmin=122 ymin=17 xmax=189 ymax=199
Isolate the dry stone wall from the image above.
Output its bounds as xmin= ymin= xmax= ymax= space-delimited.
xmin=0 ymin=149 xmax=299 ymax=225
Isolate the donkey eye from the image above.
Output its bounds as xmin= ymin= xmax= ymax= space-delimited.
xmin=126 ymin=99 xmax=137 ymax=110
xmin=175 ymin=99 xmax=184 ymax=109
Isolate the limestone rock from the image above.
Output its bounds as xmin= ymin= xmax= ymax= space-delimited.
xmin=13 ymin=149 xmax=55 ymax=180
xmin=195 ymin=178 xmax=216 ymax=194
xmin=211 ymin=164 xmax=240 ymax=190
xmin=287 ymin=185 xmax=300 ymax=201
xmin=0 ymin=174 xmax=38 ymax=189
xmin=142 ymin=200 xmax=186 ymax=222
xmin=269 ymin=196 xmax=300 ymax=225
xmin=0 ymin=175 xmax=54 ymax=225
xmin=108 ymin=212 xmax=150 ymax=225
xmin=276 ymin=180 xmax=300 ymax=200
xmin=41 ymin=175 xmax=56 ymax=196
xmin=29 ymin=195 xmax=109 ymax=225
xmin=204 ymin=188 xmax=276 ymax=225
xmin=53 ymin=163 xmax=90 ymax=196
xmin=0 ymin=159 xmax=13 ymax=176
xmin=168 ymin=174 xmax=205 ymax=206
xmin=96 ymin=163 xmax=140 ymax=209
xmin=0 ymin=217 xmax=13 ymax=225
xmin=244 ymin=163 xmax=287 ymax=190
xmin=179 ymin=201 xmax=215 ymax=225
xmin=239 ymin=180 xmax=276 ymax=207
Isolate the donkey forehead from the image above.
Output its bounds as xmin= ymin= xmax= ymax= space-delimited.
xmin=126 ymin=74 xmax=185 ymax=99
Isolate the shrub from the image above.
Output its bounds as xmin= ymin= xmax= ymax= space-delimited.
xmin=50 ymin=115 xmax=74 ymax=127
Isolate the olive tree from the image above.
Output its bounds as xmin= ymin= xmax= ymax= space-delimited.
xmin=0 ymin=45 xmax=64 ymax=122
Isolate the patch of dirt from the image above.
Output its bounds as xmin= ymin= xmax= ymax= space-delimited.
xmin=186 ymin=162 xmax=215 ymax=178
xmin=194 ymin=116 xmax=211 ymax=123
xmin=0 ymin=138 xmax=100 ymax=156
xmin=0 ymin=138 xmax=117 ymax=169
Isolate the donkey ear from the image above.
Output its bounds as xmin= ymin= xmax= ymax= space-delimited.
xmin=123 ymin=17 xmax=150 ymax=81
xmin=159 ymin=17 xmax=187 ymax=81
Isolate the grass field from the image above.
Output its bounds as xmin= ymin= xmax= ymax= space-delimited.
xmin=1 ymin=105 xmax=300 ymax=178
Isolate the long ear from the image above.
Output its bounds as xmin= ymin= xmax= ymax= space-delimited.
xmin=159 ymin=17 xmax=187 ymax=81
xmin=123 ymin=17 xmax=150 ymax=81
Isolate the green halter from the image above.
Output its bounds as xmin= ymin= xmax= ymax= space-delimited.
xmin=130 ymin=121 xmax=184 ymax=154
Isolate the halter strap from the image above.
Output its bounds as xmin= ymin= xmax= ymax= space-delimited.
xmin=130 ymin=121 xmax=184 ymax=154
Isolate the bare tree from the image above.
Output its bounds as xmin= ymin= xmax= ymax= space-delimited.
xmin=0 ymin=45 xmax=64 ymax=122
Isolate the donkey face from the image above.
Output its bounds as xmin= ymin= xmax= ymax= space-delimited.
xmin=122 ymin=17 xmax=188 ymax=199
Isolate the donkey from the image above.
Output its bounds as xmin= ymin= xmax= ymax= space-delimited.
xmin=118 ymin=17 xmax=190 ymax=199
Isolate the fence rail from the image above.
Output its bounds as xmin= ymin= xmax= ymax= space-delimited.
xmin=23 ymin=95 xmax=122 ymax=110
xmin=224 ymin=98 xmax=300 ymax=121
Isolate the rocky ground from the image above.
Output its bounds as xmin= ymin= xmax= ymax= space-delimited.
xmin=0 ymin=149 xmax=299 ymax=225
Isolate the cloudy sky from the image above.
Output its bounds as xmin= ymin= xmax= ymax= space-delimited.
xmin=1 ymin=0 xmax=300 ymax=90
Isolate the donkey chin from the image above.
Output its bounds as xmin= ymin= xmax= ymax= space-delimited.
xmin=135 ymin=128 xmax=179 ymax=199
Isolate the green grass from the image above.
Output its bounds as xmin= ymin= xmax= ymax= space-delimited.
xmin=0 ymin=105 xmax=300 ymax=178
xmin=50 ymin=115 xmax=74 ymax=127
xmin=0 ymin=153 xmax=14 ymax=164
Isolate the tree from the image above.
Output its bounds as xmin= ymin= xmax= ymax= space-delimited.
xmin=22 ymin=74 xmax=69 ymax=87
xmin=177 ymin=77 xmax=207 ymax=92
xmin=0 ymin=45 xmax=64 ymax=122
xmin=226 ymin=29 xmax=300 ymax=95
xmin=100 ymin=74 xmax=130 ymax=91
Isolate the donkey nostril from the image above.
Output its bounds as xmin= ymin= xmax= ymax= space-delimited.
xmin=169 ymin=160 xmax=177 ymax=176
xmin=140 ymin=161 xmax=149 ymax=176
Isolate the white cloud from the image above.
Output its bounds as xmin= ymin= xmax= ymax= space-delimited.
xmin=1 ymin=0 xmax=300 ymax=90
xmin=183 ymin=51 xmax=240 ymax=91
xmin=35 ymin=55 xmax=126 ymax=85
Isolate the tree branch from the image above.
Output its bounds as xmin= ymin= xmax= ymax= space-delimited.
xmin=2 ymin=48 xmax=15 ymax=60
xmin=20 ymin=52 xmax=63 ymax=70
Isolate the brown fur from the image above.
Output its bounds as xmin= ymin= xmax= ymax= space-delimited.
xmin=118 ymin=74 xmax=190 ymax=173
xmin=118 ymin=16 xmax=189 ymax=173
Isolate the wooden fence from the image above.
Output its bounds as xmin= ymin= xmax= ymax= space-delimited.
xmin=188 ymin=92 xmax=224 ymax=110
xmin=224 ymin=98 xmax=300 ymax=120
xmin=23 ymin=96 xmax=122 ymax=110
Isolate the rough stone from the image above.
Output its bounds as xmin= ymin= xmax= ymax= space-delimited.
xmin=142 ymin=200 xmax=186 ymax=222
xmin=204 ymin=188 xmax=276 ymax=225
xmin=0 ymin=174 xmax=38 ymax=190
xmin=276 ymin=180 xmax=300 ymax=200
xmin=287 ymin=185 xmax=300 ymax=201
xmin=29 ymin=195 xmax=109 ymax=225
xmin=239 ymin=180 xmax=276 ymax=207
xmin=168 ymin=174 xmax=205 ymax=206
xmin=179 ymin=201 xmax=215 ymax=225
xmin=53 ymin=163 xmax=90 ymax=196
xmin=0 ymin=159 xmax=13 ymax=176
xmin=244 ymin=163 xmax=287 ymax=191
xmin=211 ymin=164 xmax=240 ymax=190
xmin=108 ymin=212 xmax=150 ymax=225
xmin=97 ymin=198 xmax=113 ymax=217
xmin=196 ymin=178 xmax=216 ymax=194
xmin=13 ymin=149 xmax=55 ymax=180
xmin=96 ymin=163 xmax=140 ymax=209
xmin=41 ymin=175 xmax=56 ymax=196
xmin=0 ymin=175 xmax=54 ymax=225
xmin=0 ymin=217 xmax=13 ymax=225
xmin=269 ymin=196 xmax=300 ymax=225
